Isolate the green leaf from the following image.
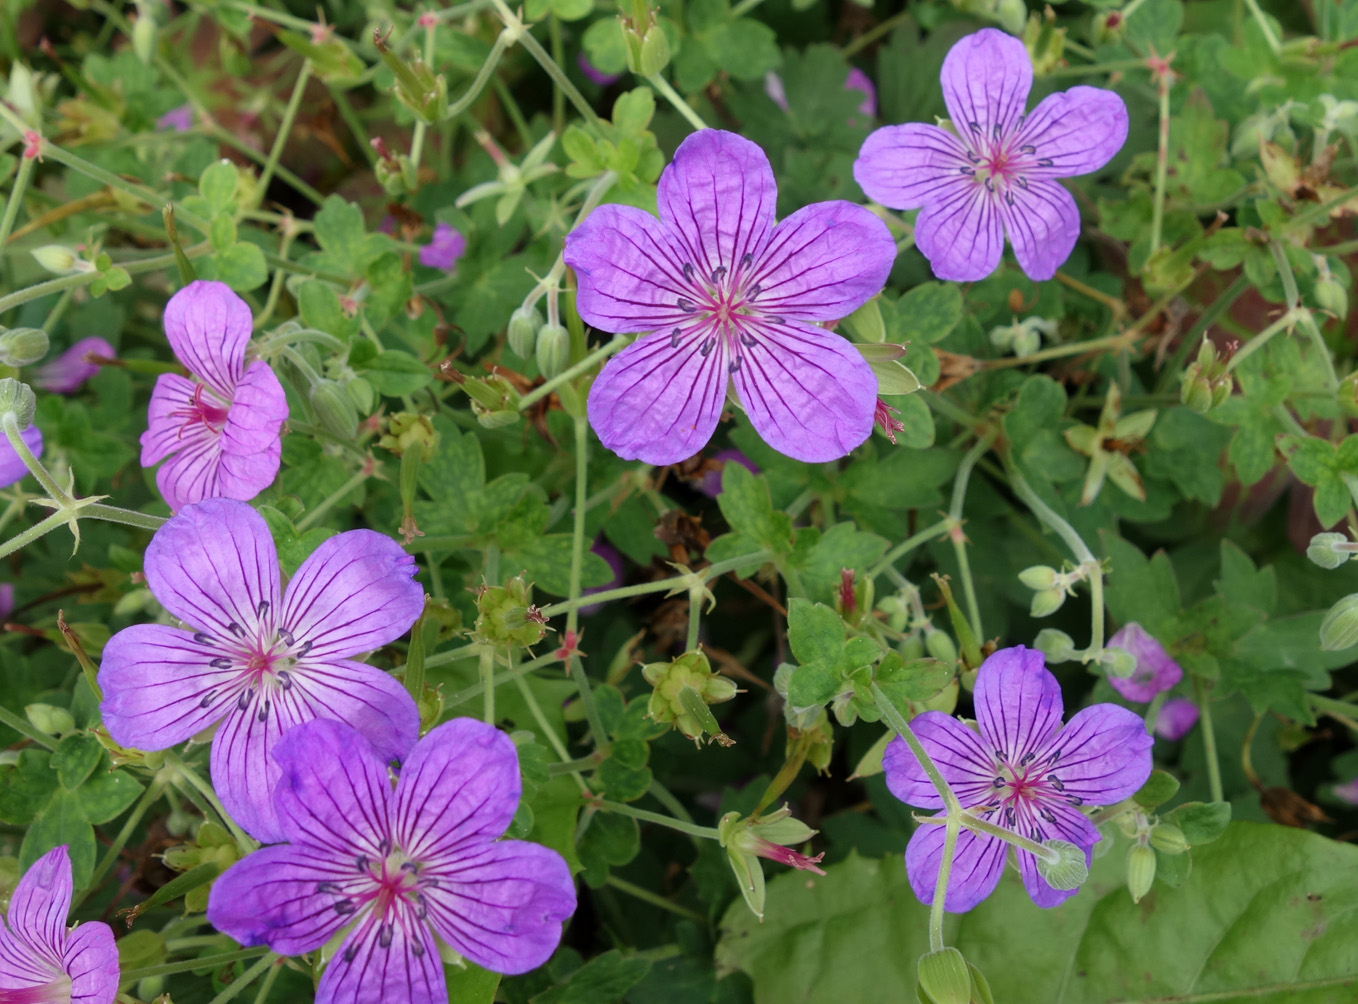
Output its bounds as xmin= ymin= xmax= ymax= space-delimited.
xmin=1216 ymin=540 xmax=1276 ymax=616
xmin=717 ymin=823 xmax=1358 ymax=1004
xmin=22 ymin=791 xmax=95 ymax=888
xmin=786 ymin=599 xmax=844 ymax=667
xmin=717 ymin=463 xmax=791 ymax=554
xmin=533 ymin=949 xmax=652 ymax=1004
xmin=0 ymin=750 xmax=58 ymax=825
xmin=204 ymin=242 xmax=267 ymax=292
xmin=1133 ymin=769 xmax=1181 ymax=809
xmin=787 ymin=660 xmax=838 ymax=707
xmin=1101 ymin=533 xmax=1181 ymax=636
xmin=358 ymin=349 xmax=432 ymax=396
xmin=198 ymin=159 xmax=238 ymax=215
xmin=52 ymin=734 xmax=103 ymax=791
xmin=611 ymin=88 xmax=656 ymax=137
xmin=311 ymin=195 xmax=368 ymax=274
xmin=445 ymin=962 xmax=501 ymax=1004
xmin=874 ymin=653 xmax=954 ymax=705
xmin=1171 ymin=801 xmax=1232 ymax=845
xmin=77 ymin=765 xmax=143 ymax=824
xmin=297 ymin=279 xmax=360 ymax=342
xmin=578 ymin=813 xmax=640 ymax=888
xmin=892 ymin=283 xmax=962 ymax=344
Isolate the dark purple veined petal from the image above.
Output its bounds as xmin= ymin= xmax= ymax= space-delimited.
xmin=729 ymin=317 xmax=875 ymax=463
xmin=997 ymin=178 xmax=1081 ymax=282
xmin=140 ymin=372 xmax=208 ymax=468
xmin=0 ymin=425 xmax=42 ymax=490
xmin=391 ymin=719 xmax=521 ymax=864
xmin=563 ymin=204 xmax=699 ymax=335
xmin=154 ymin=430 xmax=226 ymax=512
xmin=1017 ymin=830 xmax=1094 ymax=909
xmin=318 ymin=899 xmax=444 ymax=1004
xmin=585 ymin=322 xmax=729 ymax=465
xmin=216 ymin=436 xmax=281 ymax=506
xmin=220 ymin=360 xmax=288 ymax=461
xmin=1032 ymin=703 xmax=1153 ymax=806
xmin=973 ymin=646 xmax=1063 ymax=764
xmin=142 ymin=499 xmax=280 ymax=644
xmin=939 ymin=29 xmax=1032 ymax=151
xmin=0 ymin=930 xmax=54 ymax=988
xmin=97 ymin=625 xmax=240 ymax=751
xmin=1016 ymin=86 xmax=1128 ymax=179
xmin=853 ymin=123 xmax=973 ymax=211
xmin=421 ymin=840 xmax=576 ymax=976
xmin=207 ymin=844 xmax=368 ymax=956
xmin=280 ymin=530 xmax=424 ymax=661
xmin=904 ymin=819 xmax=1006 ymax=913
xmin=64 ymin=919 xmax=118 ymax=1004
xmin=747 ymin=201 xmax=895 ymax=321
xmin=882 ymin=714 xmax=1000 ymax=811
xmin=656 ymin=130 xmax=777 ymax=284
xmin=270 ymin=718 xmax=395 ymax=857
xmin=217 ymin=670 xmax=414 ymax=845
xmin=163 ymin=281 xmax=250 ymax=400
xmin=913 ymin=178 xmax=1005 ymax=282
xmin=7 ymin=847 xmax=71 ymax=964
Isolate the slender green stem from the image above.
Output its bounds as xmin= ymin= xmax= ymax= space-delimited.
xmin=206 ymin=952 xmax=278 ymax=1004
xmin=0 ymin=155 xmax=34 ymax=251
xmin=1153 ymin=275 xmax=1249 ymax=394
xmin=1087 ymin=562 xmax=1106 ymax=656
xmin=512 ymin=671 xmax=587 ymax=791
xmin=518 ymin=335 xmax=629 ymax=410
xmin=0 ymin=509 xmax=71 ymax=561
xmin=539 ymin=550 xmax=772 ymax=616
xmin=685 ymin=596 xmax=701 ymax=652
xmin=1194 ymin=676 xmax=1224 ymax=803
xmin=729 ymin=0 xmax=765 ymax=16
xmin=1007 ymin=465 xmax=1097 ymax=563
xmin=1222 ymin=309 xmax=1301 ymax=375
xmin=978 ymin=328 xmax=1141 ymax=369
xmin=930 ymin=813 xmax=959 ymax=952
xmin=1241 ymin=0 xmax=1282 ymax=53
xmin=647 ymin=778 xmax=695 ymax=824
xmin=1148 ymin=75 xmax=1171 ymax=258
xmin=869 ymin=683 xmax=961 ymax=814
xmin=648 ymin=74 xmax=707 ymax=132
xmin=488 ymin=0 xmax=603 ymax=131
xmin=1046 ymin=58 xmax=1146 ymax=78
xmin=295 ymin=466 xmax=369 ymax=532
xmin=82 ymin=780 xmax=165 ymax=900
xmin=121 ymin=948 xmax=269 ymax=982
xmin=1296 ymin=310 xmax=1339 ymax=391
xmin=163 ymin=751 xmax=255 ymax=852
xmin=606 ymin=874 xmax=707 ymax=923
xmin=257 ymin=62 xmax=312 ymax=201
xmin=3 ymin=413 xmax=69 ymax=503
xmin=841 ymin=10 xmax=911 ymax=57
xmin=76 ymin=503 xmax=168 ymax=531
xmin=869 ymin=520 xmax=950 ymax=579
xmin=596 ymin=800 xmax=721 ymax=840
xmin=480 ymin=645 xmax=496 ymax=724
xmin=947 ymin=432 xmax=995 ymax=639
xmin=446 ymin=30 xmax=513 ymax=120
xmin=251 ymin=960 xmax=281 ymax=1004
xmin=0 ymin=703 xmax=57 ymax=749
xmin=1286 ymin=183 xmax=1358 ymax=232
xmin=0 ymin=244 xmax=211 ymax=318
xmin=914 ymin=809 xmax=1061 ymax=860
xmin=549 ymin=15 xmax=565 ymax=135
xmin=1054 ymin=271 xmax=1126 ymax=318
xmin=445 ymin=650 xmax=557 ymax=707
xmin=566 ymin=417 xmax=609 ymax=748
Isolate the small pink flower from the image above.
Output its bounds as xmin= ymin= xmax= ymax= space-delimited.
xmin=418 ymin=222 xmax=467 ymax=271
xmin=1106 ymin=623 xmax=1182 ymax=703
xmin=1154 ymin=698 xmax=1199 ymax=741
xmin=156 ymin=104 xmax=194 ymax=132
xmin=35 ymin=337 xmax=115 ymax=394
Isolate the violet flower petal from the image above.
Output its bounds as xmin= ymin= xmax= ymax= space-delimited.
xmin=973 ymin=646 xmax=1063 ymax=763
xmin=914 ymin=181 xmax=1006 ymax=282
xmin=882 ymin=713 xmax=1000 ymax=811
xmin=845 ymin=67 xmax=876 ymax=118
xmin=853 ymin=123 xmax=973 ymax=211
xmin=140 ymin=373 xmax=206 ymax=467
xmin=586 ymin=327 xmax=729 ymax=465
xmin=656 ymin=131 xmax=776 ymax=281
xmin=1017 ymin=87 xmax=1129 ymax=179
xmin=421 ymin=840 xmax=577 ymax=976
xmin=904 ymin=822 xmax=1005 ymax=913
xmin=63 ymin=920 xmax=119 ymax=1004
xmin=997 ymin=178 xmax=1081 ymax=282
xmin=1155 ymin=697 xmax=1199 ymax=741
xmin=1106 ymin=622 xmax=1183 ymax=703
xmin=564 ymin=203 xmax=694 ymax=333
xmin=207 ymin=844 xmax=362 ymax=955
xmin=318 ymin=903 xmax=445 ymax=1004
xmin=141 ymin=499 xmax=280 ymax=643
xmin=418 ymin=223 xmax=466 ymax=272
xmin=97 ymin=625 xmax=242 ymax=750
xmin=749 ymin=201 xmax=895 ymax=321
xmin=271 ymin=718 xmax=392 ymax=857
xmin=154 ymin=431 xmax=226 ymax=513
xmin=939 ymin=28 xmax=1032 ymax=143
xmin=0 ymin=426 xmax=41 ymax=490
xmin=219 ymin=360 xmax=289 ymax=461
xmin=280 ymin=529 xmax=424 ymax=662
xmin=391 ymin=718 xmax=521 ymax=860
xmin=1031 ymin=703 xmax=1153 ymax=804
xmin=1018 ymin=836 xmax=1093 ymax=908
xmin=730 ymin=317 xmax=876 ymax=462
xmin=163 ymin=281 xmax=250 ymax=400
xmin=34 ymin=337 xmax=115 ymax=395
xmin=8 ymin=845 xmax=71 ymax=960
xmin=217 ymin=436 xmax=282 ymax=504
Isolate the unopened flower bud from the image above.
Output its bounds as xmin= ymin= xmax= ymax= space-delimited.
xmin=474 ymin=576 xmax=547 ymax=647
xmin=1030 ymin=588 xmax=1065 ymax=618
xmin=1100 ymin=645 xmax=1137 ymax=678
xmin=1018 ymin=565 xmax=1059 ymax=590
xmin=718 ymin=805 xmax=824 ymax=920
xmin=0 ymin=378 xmax=37 ymax=429
xmin=1315 ymin=276 xmax=1349 ymax=319
xmin=507 ymin=306 xmax=542 ymax=358
xmin=309 ymin=380 xmax=359 ymax=440
xmin=1034 ymin=628 xmax=1076 ymax=663
xmin=31 ymin=245 xmax=82 ymax=275
xmin=995 ymin=0 xmax=1027 ymax=35
xmin=1340 ymin=371 xmax=1358 ymax=420
xmin=477 ymin=409 xmax=521 ymax=429
xmin=1308 ymin=531 xmax=1352 ymax=569
xmin=916 ymin=948 xmax=973 ymax=1004
xmin=1149 ymin=823 xmax=1189 ymax=855
xmin=1319 ymin=592 xmax=1358 ymax=651
xmin=1089 ymin=9 xmax=1124 ymax=44
xmin=924 ymin=627 xmax=957 ymax=665
xmin=0 ymin=327 xmax=48 ymax=368
xmin=1126 ymin=843 xmax=1156 ymax=903
xmin=535 ymin=322 xmax=570 ymax=379
xmin=25 ymin=703 xmax=74 ymax=737
xmin=1209 ymin=376 xmax=1233 ymax=408
xmin=637 ymin=24 xmax=670 ymax=77
xmin=1179 ymin=364 xmax=1214 ymax=414
xmin=643 ymin=650 xmax=738 ymax=745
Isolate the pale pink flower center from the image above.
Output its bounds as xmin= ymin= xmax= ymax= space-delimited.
xmin=169 ymin=383 xmax=231 ymax=439
xmin=0 ymin=974 xmax=73 ymax=1004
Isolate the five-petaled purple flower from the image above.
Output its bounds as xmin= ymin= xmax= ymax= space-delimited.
xmin=0 ymin=845 xmax=119 ymax=1004
xmin=35 ymin=337 xmax=115 ymax=395
xmin=418 ymin=222 xmax=466 ymax=271
xmin=0 ymin=426 xmax=42 ymax=490
xmin=140 ymin=281 xmax=287 ymax=513
xmin=885 ymin=646 xmax=1152 ymax=912
xmin=1106 ymin=622 xmax=1183 ymax=703
xmin=98 ymin=498 xmax=423 ymax=843
xmin=854 ymin=29 xmax=1127 ymax=282
xmin=208 ymin=717 xmax=576 ymax=1004
xmin=564 ymin=129 xmax=895 ymax=465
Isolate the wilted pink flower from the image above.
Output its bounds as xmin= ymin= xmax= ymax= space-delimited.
xmin=140 ymin=281 xmax=287 ymax=512
xmin=1154 ymin=697 xmax=1199 ymax=741
xmin=156 ymin=104 xmax=194 ymax=132
xmin=1106 ymin=622 xmax=1182 ymax=703
xmin=418 ymin=222 xmax=466 ymax=271
xmin=34 ymin=337 xmax=115 ymax=394
xmin=874 ymin=398 xmax=905 ymax=444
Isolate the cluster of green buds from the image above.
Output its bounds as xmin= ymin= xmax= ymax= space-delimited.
xmin=161 ymin=821 xmax=242 ymax=911
xmin=473 ymin=575 xmax=548 ymax=648
xmin=1017 ymin=562 xmax=1090 ymax=618
xmin=373 ymin=27 xmax=446 ymax=123
xmin=642 ymin=649 xmax=738 ymax=746
xmin=989 ymin=316 xmax=1057 ymax=358
xmin=457 ymin=132 xmax=559 ymax=226
xmin=618 ymin=1 xmax=670 ymax=77
xmin=1064 ymin=384 xmax=1156 ymax=504
xmin=1179 ymin=339 xmax=1236 ymax=414
xmin=1021 ymin=4 xmax=1065 ymax=76
xmin=377 ymin=411 xmax=438 ymax=459
xmin=1313 ymin=254 xmax=1349 ymax=321
xmin=0 ymin=328 xmax=48 ymax=370
xmin=370 ymin=136 xmax=417 ymax=196
xmin=453 ymin=371 xmax=522 ymax=428
xmin=917 ymin=947 xmax=995 ymax=1004
xmin=1116 ymin=809 xmax=1189 ymax=904
xmin=718 ymin=806 xmax=824 ymax=920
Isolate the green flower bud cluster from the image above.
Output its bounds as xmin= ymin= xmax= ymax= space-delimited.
xmin=642 ymin=650 xmax=738 ymax=746
xmin=0 ymin=328 xmax=48 ymax=368
xmin=374 ymin=27 xmax=447 ymax=124
xmin=462 ymin=373 xmax=522 ymax=429
xmin=1179 ymin=339 xmax=1235 ymax=414
xmin=1017 ymin=563 xmax=1085 ymax=618
xmin=162 ymin=821 xmax=242 ymax=912
xmin=474 ymin=576 xmax=548 ymax=648
xmin=988 ymin=315 xmax=1057 ymax=358
xmin=718 ymin=805 xmax=822 ymax=921
xmin=377 ymin=412 xmax=439 ymax=460
xmin=1115 ymin=808 xmax=1190 ymax=904
xmin=0 ymin=378 xmax=37 ymax=429
xmin=916 ymin=947 xmax=995 ymax=1004
xmin=456 ymin=133 xmax=559 ymax=226
xmin=621 ymin=8 xmax=671 ymax=77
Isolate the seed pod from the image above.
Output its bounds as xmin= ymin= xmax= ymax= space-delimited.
xmin=535 ymin=322 xmax=570 ymax=379
xmin=637 ymin=24 xmax=671 ymax=77
xmin=1149 ymin=823 xmax=1189 ymax=855
xmin=1018 ymin=565 xmax=1059 ymax=590
xmin=1307 ymin=531 xmax=1351 ymax=569
xmin=916 ymin=948 xmax=973 ymax=1004
xmin=1029 ymin=588 xmax=1065 ymax=618
xmin=1126 ymin=843 xmax=1156 ymax=903
xmin=31 ymin=245 xmax=80 ymax=275
xmin=309 ymin=380 xmax=359 ymax=441
xmin=507 ymin=306 xmax=542 ymax=358
xmin=1320 ymin=592 xmax=1358 ymax=651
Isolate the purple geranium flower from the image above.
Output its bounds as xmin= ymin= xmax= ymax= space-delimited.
xmin=884 ymin=646 xmax=1152 ymax=912
xmin=156 ymin=104 xmax=194 ymax=132
xmin=0 ymin=426 xmax=41 ymax=489
xmin=140 ymin=281 xmax=287 ymax=513
xmin=1154 ymin=697 xmax=1199 ymax=741
xmin=1105 ymin=622 xmax=1183 ymax=703
xmin=208 ymin=717 xmax=576 ymax=1003
xmin=564 ymin=130 xmax=894 ymax=465
xmin=98 ymin=498 xmax=423 ymax=843
xmin=418 ymin=222 xmax=466 ymax=271
xmin=0 ymin=845 xmax=119 ymax=1004
xmin=853 ymin=28 xmax=1127 ymax=281
xmin=34 ymin=337 xmax=115 ymax=395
